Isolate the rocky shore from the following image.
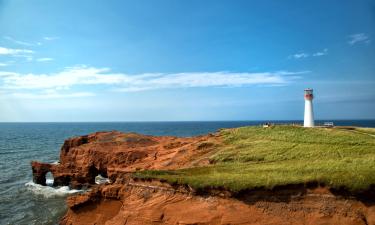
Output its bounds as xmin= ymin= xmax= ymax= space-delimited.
xmin=31 ymin=130 xmax=375 ymax=225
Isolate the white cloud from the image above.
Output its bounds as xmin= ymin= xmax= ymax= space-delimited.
xmin=0 ymin=66 xmax=308 ymax=99
xmin=291 ymin=48 xmax=328 ymax=59
xmin=313 ymin=48 xmax=328 ymax=57
xmin=9 ymin=91 xmax=95 ymax=99
xmin=114 ymin=71 xmax=307 ymax=92
xmin=292 ymin=53 xmax=309 ymax=59
xmin=3 ymin=36 xmax=35 ymax=46
xmin=43 ymin=36 xmax=59 ymax=41
xmin=0 ymin=63 xmax=8 ymax=67
xmin=348 ymin=33 xmax=370 ymax=45
xmin=0 ymin=65 xmax=306 ymax=93
xmin=36 ymin=58 xmax=54 ymax=62
xmin=0 ymin=46 xmax=34 ymax=56
xmin=0 ymin=71 xmax=18 ymax=77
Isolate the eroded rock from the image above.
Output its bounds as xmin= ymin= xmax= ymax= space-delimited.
xmin=30 ymin=131 xmax=375 ymax=225
xmin=31 ymin=131 xmax=218 ymax=188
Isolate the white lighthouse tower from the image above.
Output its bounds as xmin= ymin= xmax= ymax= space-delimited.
xmin=304 ymin=89 xmax=315 ymax=127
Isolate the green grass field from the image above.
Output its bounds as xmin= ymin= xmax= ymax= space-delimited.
xmin=134 ymin=126 xmax=375 ymax=192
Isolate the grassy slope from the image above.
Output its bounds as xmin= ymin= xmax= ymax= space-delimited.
xmin=134 ymin=126 xmax=375 ymax=192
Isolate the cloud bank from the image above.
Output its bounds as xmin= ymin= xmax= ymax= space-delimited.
xmin=0 ymin=65 xmax=307 ymax=98
xmin=0 ymin=46 xmax=34 ymax=56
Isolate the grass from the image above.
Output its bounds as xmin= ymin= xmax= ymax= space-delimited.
xmin=354 ymin=127 xmax=375 ymax=136
xmin=134 ymin=126 xmax=375 ymax=192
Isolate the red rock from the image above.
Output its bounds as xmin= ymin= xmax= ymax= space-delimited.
xmin=30 ymin=131 xmax=374 ymax=225
xmin=61 ymin=183 xmax=373 ymax=225
xmin=31 ymin=131 xmax=218 ymax=188
xmin=31 ymin=161 xmax=53 ymax=186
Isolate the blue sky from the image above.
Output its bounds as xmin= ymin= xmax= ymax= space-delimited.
xmin=0 ymin=0 xmax=374 ymax=121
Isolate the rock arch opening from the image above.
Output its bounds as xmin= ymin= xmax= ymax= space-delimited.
xmin=88 ymin=165 xmax=110 ymax=185
xmin=31 ymin=162 xmax=53 ymax=186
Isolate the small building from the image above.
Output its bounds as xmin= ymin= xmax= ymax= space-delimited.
xmin=323 ymin=122 xmax=334 ymax=127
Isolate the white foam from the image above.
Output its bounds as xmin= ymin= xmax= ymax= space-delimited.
xmin=25 ymin=181 xmax=83 ymax=198
xmin=95 ymin=175 xmax=110 ymax=185
xmin=51 ymin=161 xmax=60 ymax=165
xmin=46 ymin=178 xmax=54 ymax=186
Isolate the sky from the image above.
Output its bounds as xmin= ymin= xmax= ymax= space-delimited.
xmin=0 ymin=0 xmax=374 ymax=122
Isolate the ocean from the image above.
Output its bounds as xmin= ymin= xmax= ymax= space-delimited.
xmin=1 ymin=120 xmax=374 ymax=225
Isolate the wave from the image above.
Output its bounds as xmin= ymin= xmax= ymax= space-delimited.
xmin=95 ymin=175 xmax=110 ymax=185
xmin=25 ymin=181 xmax=82 ymax=198
xmin=46 ymin=178 xmax=54 ymax=185
xmin=0 ymin=149 xmax=38 ymax=155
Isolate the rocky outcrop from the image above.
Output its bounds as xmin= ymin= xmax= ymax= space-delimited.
xmin=31 ymin=131 xmax=375 ymax=225
xmin=31 ymin=162 xmax=53 ymax=185
xmin=31 ymin=131 xmax=219 ymax=189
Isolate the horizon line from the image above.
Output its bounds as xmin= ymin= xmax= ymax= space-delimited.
xmin=1 ymin=119 xmax=374 ymax=123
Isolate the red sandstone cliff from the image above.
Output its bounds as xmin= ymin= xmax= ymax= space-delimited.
xmin=32 ymin=131 xmax=218 ymax=188
xmin=31 ymin=131 xmax=375 ymax=225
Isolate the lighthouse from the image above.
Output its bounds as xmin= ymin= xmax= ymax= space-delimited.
xmin=304 ymin=89 xmax=314 ymax=127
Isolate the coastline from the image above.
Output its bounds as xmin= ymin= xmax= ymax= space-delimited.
xmin=30 ymin=125 xmax=375 ymax=224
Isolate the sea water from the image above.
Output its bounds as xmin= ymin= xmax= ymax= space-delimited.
xmin=0 ymin=120 xmax=374 ymax=225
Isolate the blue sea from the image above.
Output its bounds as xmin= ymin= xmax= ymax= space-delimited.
xmin=0 ymin=120 xmax=374 ymax=225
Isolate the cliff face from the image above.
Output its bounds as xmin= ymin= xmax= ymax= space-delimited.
xmin=31 ymin=131 xmax=375 ymax=225
xmin=59 ymin=181 xmax=375 ymax=225
xmin=31 ymin=131 xmax=218 ymax=188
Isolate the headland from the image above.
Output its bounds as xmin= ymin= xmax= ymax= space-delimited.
xmin=31 ymin=125 xmax=375 ymax=224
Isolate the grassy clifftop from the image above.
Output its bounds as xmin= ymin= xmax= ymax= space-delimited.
xmin=134 ymin=126 xmax=375 ymax=192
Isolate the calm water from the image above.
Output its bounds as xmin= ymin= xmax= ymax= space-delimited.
xmin=0 ymin=120 xmax=374 ymax=225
